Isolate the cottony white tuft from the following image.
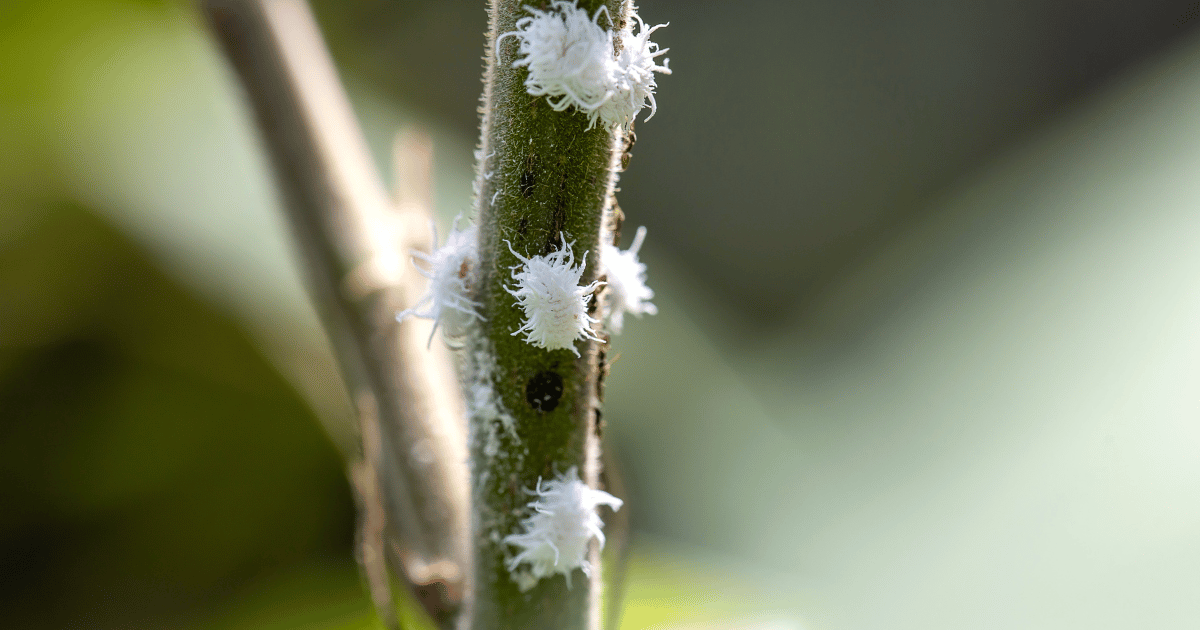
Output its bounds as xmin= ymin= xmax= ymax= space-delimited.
xmin=505 ymin=236 xmax=603 ymax=356
xmin=598 ymin=12 xmax=671 ymax=129
xmin=497 ymin=1 xmax=669 ymax=130
xmin=498 ymin=1 xmax=614 ymax=127
xmin=504 ymin=467 xmax=622 ymax=589
xmin=397 ymin=220 xmax=483 ymax=345
xmin=601 ymin=225 xmax=657 ymax=334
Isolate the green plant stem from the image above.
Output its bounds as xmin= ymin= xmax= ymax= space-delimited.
xmin=465 ymin=1 xmax=629 ymax=629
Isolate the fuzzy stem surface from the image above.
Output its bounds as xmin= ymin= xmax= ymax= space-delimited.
xmin=464 ymin=1 xmax=629 ymax=629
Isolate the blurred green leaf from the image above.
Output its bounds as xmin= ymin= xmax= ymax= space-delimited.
xmin=0 ymin=203 xmax=355 ymax=628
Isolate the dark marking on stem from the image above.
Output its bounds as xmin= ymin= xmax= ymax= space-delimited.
xmin=520 ymin=154 xmax=537 ymax=198
xmin=526 ymin=370 xmax=564 ymax=413
xmin=611 ymin=203 xmax=625 ymax=242
xmin=546 ymin=228 xmax=563 ymax=253
xmin=545 ymin=168 xmax=569 ymax=254
xmin=596 ymin=346 xmax=609 ymax=401
xmin=620 ymin=130 xmax=636 ymax=171
xmin=594 ymin=347 xmax=608 ymax=437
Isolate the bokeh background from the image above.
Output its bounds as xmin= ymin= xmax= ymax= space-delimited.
xmin=4 ymin=0 xmax=1200 ymax=628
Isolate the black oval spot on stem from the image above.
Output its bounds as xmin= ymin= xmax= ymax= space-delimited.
xmin=526 ymin=370 xmax=564 ymax=413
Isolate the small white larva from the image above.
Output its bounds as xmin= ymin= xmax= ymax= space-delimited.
xmin=503 ymin=467 xmax=622 ymax=590
xmin=598 ymin=11 xmax=671 ymax=130
xmin=397 ymin=220 xmax=483 ymax=345
xmin=497 ymin=1 xmax=614 ymax=128
xmin=601 ymin=225 xmax=657 ymax=334
xmin=505 ymin=236 xmax=603 ymax=357
xmin=497 ymin=0 xmax=669 ymax=130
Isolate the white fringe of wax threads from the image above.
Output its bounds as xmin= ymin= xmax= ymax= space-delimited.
xmin=396 ymin=219 xmax=483 ymax=346
xmin=505 ymin=236 xmax=604 ymax=357
xmin=600 ymin=225 xmax=657 ymax=334
xmin=504 ymin=466 xmax=622 ymax=590
xmin=599 ymin=11 xmax=671 ymax=129
xmin=497 ymin=1 xmax=670 ymax=130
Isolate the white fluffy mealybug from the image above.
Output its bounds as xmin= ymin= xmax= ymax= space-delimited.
xmin=598 ymin=12 xmax=671 ymax=129
xmin=504 ymin=467 xmax=622 ymax=589
xmin=601 ymin=225 xmax=657 ymax=334
xmin=505 ymin=237 xmax=603 ymax=356
xmin=498 ymin=1 xmax=615 ymax=128
xmin=397 ymin=220 xmax=483 ymax=345
xmin=497 ymin=1 xmax=670 ymax=130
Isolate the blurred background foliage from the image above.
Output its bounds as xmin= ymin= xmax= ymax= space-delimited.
xmin=3 ymin=0 xmax=1200 ymax=628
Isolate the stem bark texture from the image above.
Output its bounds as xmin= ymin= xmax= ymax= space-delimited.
xmin=464 ymin=1 xmax=629 ymax=629
xmin=202 ymin=1 xmax=470 ymax=627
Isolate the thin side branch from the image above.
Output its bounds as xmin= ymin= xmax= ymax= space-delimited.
xmin=200 ymin=1 xmax=469 ymax=627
